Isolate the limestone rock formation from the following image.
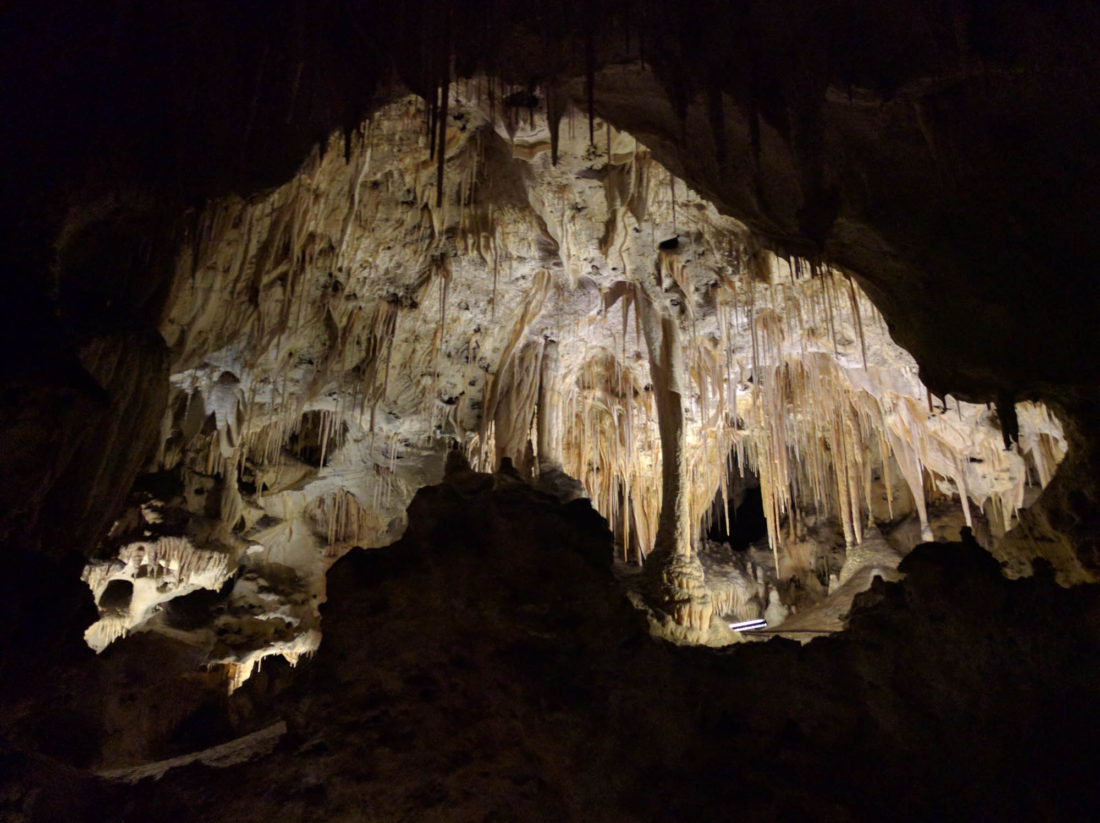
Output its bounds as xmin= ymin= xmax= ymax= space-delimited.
xmin=3 ymin=3 xmax=1100 ymax=820
xmin=74 ymin=87 xmax=1069 ymax=672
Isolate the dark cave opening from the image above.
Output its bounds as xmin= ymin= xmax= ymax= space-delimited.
xmin=705 ymin=469 xmax=768 ymax=551
xmin=288 ymin=410 xmax=350 ymax=467
xmin=97 ymin=579 xmax=133 ymax=613
xmin=707 ymin=484 xmax=768 ymax=550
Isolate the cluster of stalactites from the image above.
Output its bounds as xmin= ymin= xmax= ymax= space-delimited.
xmin=222 ymin=640 xmax=318 ymax=694
xmin=502 ymin=260 xmax=1065 ymax=570
xmin=164 ymin=87 xmax=1066 ymax=578
xmin=161 ymin=101 xmax=477 ymax=534
xmin=82 ymin=536 xmax=237 ymax=652
xmin=164 ymin=91 xmax=496 ymax=464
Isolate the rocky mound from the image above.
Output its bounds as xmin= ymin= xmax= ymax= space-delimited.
xmin=7 ymin=471 xmax=1100 ymax=821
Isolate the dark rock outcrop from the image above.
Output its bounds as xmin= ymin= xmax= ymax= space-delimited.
xmin=44 ymin=476 xmax=1087 ymax=822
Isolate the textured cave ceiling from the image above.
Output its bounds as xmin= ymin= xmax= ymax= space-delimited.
xmin=2 ymin=1 xmax=1100 ymax=819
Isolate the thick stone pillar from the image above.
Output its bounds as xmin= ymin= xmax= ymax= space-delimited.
xmin=635 ymin=257 xmax=712 ymax=637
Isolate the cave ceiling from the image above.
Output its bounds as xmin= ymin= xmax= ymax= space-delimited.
xmin=6 ymin=0 xmax=1098 ymax=402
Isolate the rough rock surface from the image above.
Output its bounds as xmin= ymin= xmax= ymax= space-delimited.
xmin=3 ymin=0 xmax=1098 ymax=585
xmin=5 ymin=474 xmax=1092 ymax=822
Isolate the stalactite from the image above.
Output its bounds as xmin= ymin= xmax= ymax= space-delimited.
xmin=495 ymin=225 xmax=511 ymax=321
xmin=822 ymin=268 xmax=839 ymax=358
xmin=669 ymin=170 xmax=677 ymax=235
xmin=548 ymin=85 xmax=564 ymax=167
xmin=428 ymin=82 xmax=438 ymax=159
xmin=586 ymin=33 xmax=596 ymax=148
xmin=847 ymin=274 xmax=868 ymax=368
xmin=435 ymin=37 xmax=451 ymax=209
xmin=478 ymin=270 xmax=552 ymax=470
xmin=996 ymin=391 xmax=1020 ymax=450
xmin=707 ymin=83 xmax=727 ymax=164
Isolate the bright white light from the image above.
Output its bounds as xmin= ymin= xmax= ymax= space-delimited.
xmin=729 ymin=618 xmax=767 ymax=632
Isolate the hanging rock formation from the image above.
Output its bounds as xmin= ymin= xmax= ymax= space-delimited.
xmin=67 ymin=86 xmax=1070 ymax=667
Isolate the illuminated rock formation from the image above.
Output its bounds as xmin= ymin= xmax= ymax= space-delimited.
xmin=77 ymin=86 xmax=1067 ymax=669
xmin=635 ymin=250 xmax=715 ymax=641
xmin=4 ymin=3 xmax=1100 ymax=819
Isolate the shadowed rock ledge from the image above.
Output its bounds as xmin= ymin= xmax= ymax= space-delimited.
xmin=7 ymin=470 xmax=1095 ymax=822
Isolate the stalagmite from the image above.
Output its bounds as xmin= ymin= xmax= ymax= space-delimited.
xmin=636 ymin=253 xmax=713 ymax=636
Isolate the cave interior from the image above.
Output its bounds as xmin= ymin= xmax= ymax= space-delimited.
xmin=2 ymin=2 xmax=1100 ymax=820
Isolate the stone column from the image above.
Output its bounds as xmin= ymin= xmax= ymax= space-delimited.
xmin=636 ymin=254 xmax=712 ymax=636
xmin=536 ymin=338 xmax=562 ymax=472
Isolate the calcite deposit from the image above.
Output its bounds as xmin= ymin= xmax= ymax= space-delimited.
xmin=82 ymin=85 xmax=1065 ymax=669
